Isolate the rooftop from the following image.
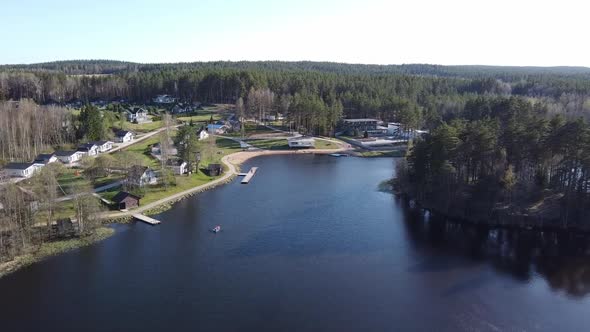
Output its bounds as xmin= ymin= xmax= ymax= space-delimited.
xmin=5 ymin=162 xmax=35 ymax=170
xmin=343 ymin=118 xmax=379 ymax=123
xmin=112 ymin=191 xmax=141 ymax=203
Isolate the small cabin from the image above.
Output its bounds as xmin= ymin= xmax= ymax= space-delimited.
xmin=4 ymin=162 xmax=37 ymax=178
xmin=207 ymin=164 xmax=223 ymax=176
xmin=115 ymin=130 xmax=134 ymax=143
xmin=111 ymin=191 xmax=141 ymax=210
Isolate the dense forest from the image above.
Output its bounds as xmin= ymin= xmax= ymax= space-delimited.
xmin=2 ymin=61 xmax=590 ymax=125
xmin=395 ymin=96 xmax=590 ymax=229
xmin=3 ymin=60 xmax=590 ymax=230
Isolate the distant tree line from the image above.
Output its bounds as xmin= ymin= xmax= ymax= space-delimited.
xmin=2 ymin=61 xmax=590 ymax=128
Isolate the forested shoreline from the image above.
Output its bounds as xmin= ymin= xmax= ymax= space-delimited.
xmin=395 ymin=96 xmax=590 ymax=229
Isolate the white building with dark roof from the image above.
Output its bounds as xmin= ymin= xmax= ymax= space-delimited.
xmin=55 ymin=150 xmax=83 ymax=164
xmin=4 ymin=162 xmax=37 ymax=178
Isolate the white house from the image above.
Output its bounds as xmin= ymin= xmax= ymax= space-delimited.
xmin=55 ymin=150 xmax=83 ymax=164
xmin=91 ymin=140 xmax=114 ymax=153
xmin=125 ymin=107 xmax=149 ymax=123
xmin=153 ymin=95 xmax=176 ymax=104
xmin=77 ymin=143 xmax=99 ymax=156
xmin=166 ymin=159 xmax=188 ymax=175
xmin=33 ymin=153 xmax=58 ymax=167
xmin=4 ymin=162 xmax=37 ymax=178
xmin=115 ymin=130 xmax=134 ymax=143
xmin=127 ymin=166 xmax=158 ymax=187
xmin=288 ymin=136 xmax=315 ymax=148
xmin=197 ymin=128 xmax=209 ymax=140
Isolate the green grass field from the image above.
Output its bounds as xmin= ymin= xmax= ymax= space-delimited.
xmin=123 ymin=120 xmax=164 ymax=133
xmin=314 ymin=139 xmax=340 ymax=150
xmin=247 ymin=139 xmax=290 ymax=150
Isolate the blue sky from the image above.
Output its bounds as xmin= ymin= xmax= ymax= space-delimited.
xmin=2 ymin=0 xmax=589 ymax=66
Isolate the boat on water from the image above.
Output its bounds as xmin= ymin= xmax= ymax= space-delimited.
xmin=211 ymin=225 xmax=221 ymax=233
xmin=329 ymin=153 xmax=348 ymax=157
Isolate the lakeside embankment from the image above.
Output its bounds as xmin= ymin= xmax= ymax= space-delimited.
xmin=392 ymin=186 xmax=585 ymax=233
xmin=0 ymin=227 xmax=115 ymax=279
xmin=0 ymin=145 xmax=352 ymax=278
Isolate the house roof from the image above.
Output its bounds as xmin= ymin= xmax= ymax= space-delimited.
xmin=34 ymin=153 xmax=55 ymax=163
xmin=55 ymin=150 xmax=79 ymax=157
xmin=166 ymin=159 xmax=186 ymax=166
xmin=115 ymin=130 xmax=132 ymax=137
xmin=112 ymin=191 xmax=141 ymax=203
xmin=343 ymin=118 xmax=379 ymax=123
xmin=129 ymin=165 xmax=149 ymax=175
xmin=5 ymin=162 xmax=35 ymax=170
xmin=90 ymin=140 xmax=112 ymax=146
xmin=288 ymin=136 xmax=315 ymax=141
xmin=78 ymin=143 xmax=98 ymax=150
xmin=127 ymin=107 xmax=147 ymax=114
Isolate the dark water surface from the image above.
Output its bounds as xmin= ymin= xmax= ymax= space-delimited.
xmin=2 ymin=155 xmax=590 ymax=331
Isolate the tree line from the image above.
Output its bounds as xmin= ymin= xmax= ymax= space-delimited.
xmin=396 ymin=96 xmax=590 ymax=228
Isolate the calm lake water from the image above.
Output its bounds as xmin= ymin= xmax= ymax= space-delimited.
xmin=2 ymin=155 xmax=590 ymax=331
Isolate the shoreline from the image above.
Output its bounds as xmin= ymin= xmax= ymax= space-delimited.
xmin=0 ymin=227 xmax=115 ymax=279
xmin=102 ymin=146 xmax=351 ymax=219
xmin=0 ymin=146 xmax=352 ymax=278
xmin=393 ymin=190 xmax=590 ymax=233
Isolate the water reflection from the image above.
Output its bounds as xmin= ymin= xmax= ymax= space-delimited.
xmin=398 ymin=197 xmax=590 ymax=298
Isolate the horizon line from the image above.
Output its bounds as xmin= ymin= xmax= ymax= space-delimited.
xmin=2 ymin=59 xmax=590 ymax=70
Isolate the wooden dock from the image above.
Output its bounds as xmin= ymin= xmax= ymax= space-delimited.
xmin=241 ymin=167 xmax=259 ymax=184
xmin=132 ymin=214 xmax=161 ymax=225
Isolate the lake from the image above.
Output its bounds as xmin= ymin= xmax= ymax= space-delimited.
xmin=1 ymin=155 xmax=590 ymax=331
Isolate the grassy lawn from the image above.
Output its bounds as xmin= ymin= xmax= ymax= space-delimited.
xmin=359 ymin=150 xmax=406 ymax=157
xmin=176 ymin=110 xmax=222 ymax=124
xmin=123 ymin=120 xmax=164 ymax=133
xmin=225 ymin=123 xmax=279 ymax=137
xmin=314 ymin=139 xmax=340 ymax=150
xmin=247 ymin=139 xmax=289 ymax=150
xmin=135 ymin=170 xmax=215 ymax=206
xmin=120 ymin=135 xmax=161 ymax=168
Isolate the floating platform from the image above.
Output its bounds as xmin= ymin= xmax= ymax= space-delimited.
xmin=240 ymin=167 xmax=259 ymax=184
xmin=132 ymin=214 xmax=161 ymax=225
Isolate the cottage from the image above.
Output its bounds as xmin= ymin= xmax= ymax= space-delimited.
xmin=90 ymin=140 xmax=114 ymax=153
xmin=127 ymin=165 xmax=158 ymax=187
xmin=166 ymin=159 xmax=188 ymax=175
xmin=115 ymin=130 xmax=134 ymax=143
xmin=111 ymin=191 xmax=141 ymax=210
xmin=197 ymin=128 xmax=209 ymax=140
xmin=153 ymin=95 xmax=176 ymax=104
xmin=288 ymin=136 xmax=315 ymax=148
xmin=33 ymin=153 xmax=58 ymax=167
xmin=125 ymin=107 xmax=149 ymax=123
xmin=77 ymin=143 xmax=99 ymax=156
xmin=4 ymin=162 xmax=37 ymax=178
xmin=151 ymin=141 xmax=178 ymax=156
xmin=207 ymin=163 xmax=223 ymax=176
xmin=55 ymin=150 xmax=83 ymax=164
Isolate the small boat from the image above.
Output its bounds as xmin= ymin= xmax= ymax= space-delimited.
xmin=211 ymin=225 xmax=221 ymax=233
xmin=329 ymin=153 xmax=348 ymax=157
